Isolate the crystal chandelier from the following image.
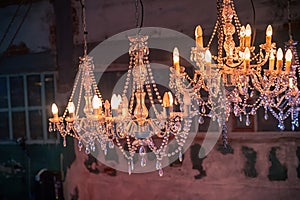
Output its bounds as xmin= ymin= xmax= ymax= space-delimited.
xmin=186 ymin=0 xmax=300 ymax=136
xmin=49 ymin=0 xmax=197 ymax=176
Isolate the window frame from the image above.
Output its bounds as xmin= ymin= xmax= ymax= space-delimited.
xmin=0 ymin=72 xmax=59 ymax=144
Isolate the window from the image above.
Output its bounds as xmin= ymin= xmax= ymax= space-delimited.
xmin=0 ymin=73 xmax=57 ymax=143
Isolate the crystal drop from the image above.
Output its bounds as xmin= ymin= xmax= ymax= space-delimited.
xmin=201 ymin=105 xmax=206 ymax=113
xmin=78 ymin=141 xmax=83 ymax=151
xmin=108 ymin=140 xmax=114 ymax=149
xmin=292 ymin=125 xmax=295 ymax=131
xmin=239 ymin=114 xmax=242 ymax=122
xmin=48 ymin=123 xmax=53 ymax=132
xmin=103 ymin=148 xmax=107 ymax=155
xmin=156 ymin=161 xmax=161 ymax=170
xmin=131 ymin=159 xmax=134 ymax=171
xmin=246 ymin=115 xmax=250 ymax=126
xmin=85 ymin=148 xmax=90 ymax=155
xmin=158 ymin=168 xmax=163 ymax=177
xmin=250 ymin=91 xmax=254 ymax=98
xmin=264 ymin=113 xmax=269 ymax=120
xmin=250 ymin=108 xmax=256 ymax=115
xmin=63 ymin=137 xmax=66 ymax=147
xmin=139 ymin=146 xmax=146 ymax=156
xmin=128 ymin=163 xmax=132 ymax=175
xmin=198 ymin=116 xmax=204 ymax=124
xmin=179 ymin=151 xmax=183 ymax=162
xmin=141 ymin=157 xmax=146 ymax=167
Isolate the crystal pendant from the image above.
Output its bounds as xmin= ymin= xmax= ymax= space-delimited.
xmin=264 ymin=112 xmax=269 ymax=120
xmin=108 ymin=140 xmax=114 ymax=149
xmin=78 ymin=141 xmax=83 ymax=151
xmin=48 ymin=123 xmax=53 ymax=132
xmin=158 ymin=168 xmax=163 ymax=177
xmin=141 ymin=157 xmax=146 ymax=167
xmin=239 ymin=114 xmax=242 ymax=122
xmin=156 ymin=161 xmax=161 ymax=170
xmin=63 ymin=137 xmax=66 ymax=147
xmin=201 ymin=105 xmax=206 ymax=113
xmin=179 ymin=151 xmax=183 ymax=162
xmin=139 ymin=146 xmax=146 ymax=156
xmin=85 ymin=147 xmax=90 ymax=154
xmin=103 ymin=148 xmax=108 ymax=155
xmin=246 ymin=115 xmax=250 ymax=126
xmin=198 ymin=116 xmax=204 ymax=124
xmin=128 ymin=162 xmax=132 ymax=175
xmin=131 ymin=159 xmax=134 ymax=171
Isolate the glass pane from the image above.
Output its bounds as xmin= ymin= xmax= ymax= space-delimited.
xmin=45 ymin=74 xmax=55 ymax=106
xmin=12 ymin=111 xmax=26 ymax=139
xmin=10 ymin=76 xmax=24 ymax=107
xmin=0 ymin=77 xmax=8 ymax=108
xmin=29 ymin=110 xmax=43 ymax=140
xmin=0 ymin=112 xmax=9 ymax=139
xmin=27 ymin=75 xmax=41 ymax=106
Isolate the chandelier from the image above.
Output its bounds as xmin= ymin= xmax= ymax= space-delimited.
xmin=49 ymin=0 xmax=197 ymax=176
xmin=185 ymin=0 xmax=300 ymax=139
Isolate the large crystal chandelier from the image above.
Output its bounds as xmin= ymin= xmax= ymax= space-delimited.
xmin=186 ymin=0 xmax=300 ymax=135
xmin=49 ymin=0 xmax=196 ymax=176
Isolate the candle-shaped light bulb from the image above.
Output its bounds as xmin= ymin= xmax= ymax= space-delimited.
xmin=163 ymin=92 xmax=172 ymax=117
xmin=205 ymin=49 xmax=212 ymax=64
xmin=52 ymin=103 xmax=58 ymax=114
xmin=163 ymin=92 xmax=170 ymax=107
xmin=122 ymin=96 xmax=129 ymax=117
xmin=245 ymin=24 xmax=252 ymax=47
xmin=195 ymin=25 xmax=203 ymax=48
xmin=276 ymin=48 xmax=283 ymax=73
xmin=244 ymin=47 xmax=250 ymax=60
xmin=269 ymin=50 xmax=275 ymax=71
xmin=168 ymin=92 xmax=173 ymax=106
xmin=240 ymin=26 xmax=245 ymax=47
xmin=67 ymin=102 xmax=75 ymax=118
xmin=244 ymin=47 xmax=251 ymax=70
xmin=173 ymin=47 xmax=180 ymax=73
xmin=51 ymin=103 xmax=58 ymax=119
xmin=92 ymin=95 xmax=101 ymax=109
xmin=285 ymin=49 xmax=292 ymax=73
xmin=205 ymin=49 xmax=211 ymax=76
xmin=111 ymin=94 xmax=119 ymax=110
xmin=266 ymin=25 xmax=272 ymax=45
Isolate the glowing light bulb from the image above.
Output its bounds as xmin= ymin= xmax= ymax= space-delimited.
xmin=52 ymin=103 xmax=58 ymax=115
xmin=276 ymin=48 xmax=283 ymax=73
xmin=195 ymin=25 xmax=203 ymax=47
xmin=285 ymin=49 xmax=292 ymax=61
xmin=277 ymin=48 xmax=283 ymax=60
xmin=266 ymin=25 xmax=272 ymax=36
xmin=245 ymin=24 xmax=252 ymax=47
xmin=92 ymin=95 xmax=102 ymax=109
xmin=244 ymin=47 xmax=250 ymax=60
xmin=168 ymin=92 xmax=173 ymax=106
xmin=173 ymin=47 xmax=180 ymax=73
xmin=205 ymin=50 xmax=212 ymax=64
xmin=245 ymin=24 xmax=252 ymax=36
xmin=266 ymin=25 xmax=272 ymax=45
xmin=67 ymin=102 xmax=75 ymax=114
xmin=285 ymin=49 xmax=292 ymax=73
xmin=240 ymin=26 xmax=246 ymax=37
xmin=111 ymin=94 xmax=120 ymax=109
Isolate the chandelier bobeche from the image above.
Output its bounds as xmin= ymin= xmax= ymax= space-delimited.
xmin=187 ymin=0 xmax=299 ymax=134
